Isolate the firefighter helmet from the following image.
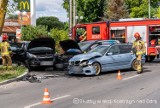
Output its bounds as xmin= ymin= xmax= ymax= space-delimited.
xmin=2 ymin=34 xmax=8 ymax=41
xmin=134 ymin=32 xmax=141 ymax=39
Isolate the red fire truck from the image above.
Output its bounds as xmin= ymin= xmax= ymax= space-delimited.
xmin=72 ymin=18 xmax=160 ymax=61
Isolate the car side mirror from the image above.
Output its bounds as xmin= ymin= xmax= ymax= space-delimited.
xmin=107 ymin=52 xmax=113 ymax=56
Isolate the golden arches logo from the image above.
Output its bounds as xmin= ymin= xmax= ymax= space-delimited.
xmin=19 ymin=1 xmax=30 ymax=10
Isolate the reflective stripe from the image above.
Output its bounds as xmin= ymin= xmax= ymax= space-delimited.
xmin=2 ymin=52 xmax=9 ymax=55
xmin=44 ymin=92 xmax=49 ymax=95
xmin=136 ymin=52 xmax=144 ymax=55
xmin=43 ymin=98 xmax=51 ymax=101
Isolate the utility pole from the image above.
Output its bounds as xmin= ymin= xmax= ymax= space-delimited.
xmin=148 ymin=0 xmax=151 ymax=19
xmin=73 ymin=0 xmax=76 ymax=27
xmin=69 ymin=0 xmax=72 ymax=32
xmin=31 ymin=0 xmax=36 ymax=26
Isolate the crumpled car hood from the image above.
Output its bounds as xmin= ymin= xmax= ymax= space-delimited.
xmin=59 ymin=39 xmax=82 ymax=52
xmin=70 ymin=52 xmax=102 ymax=61
xmin=27 ymin=38 xmax=55 ymax=50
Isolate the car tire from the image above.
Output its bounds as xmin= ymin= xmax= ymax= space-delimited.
xmin=92 ymin=62 xmax=101 ymax=75
xmin=28 ymin=67 xmax=33 ymax=72
xmin=131 ymin=59 xmax=137 ymax=71
xmin=28 ymin=66 xmax=33 ymax=72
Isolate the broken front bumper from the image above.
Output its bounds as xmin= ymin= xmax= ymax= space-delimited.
xmin=68 ymin=65 xmax=97 ymax=75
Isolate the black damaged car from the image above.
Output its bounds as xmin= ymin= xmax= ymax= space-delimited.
xmin=10 ymin=41 xmax=29 ymax=65
xmin=25 ymin=38 xmax=56 ymax=71
xmin=54 ymin=39 xmax=82 ymax=70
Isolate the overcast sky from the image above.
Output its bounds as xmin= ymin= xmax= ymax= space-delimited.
xmin=9 ymin=0 xmax=68 ymax=22
xmin=36 ymin=0 xmax=68 ymax=22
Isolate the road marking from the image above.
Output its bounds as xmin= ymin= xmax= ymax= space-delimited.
xmin=24 ymin=95 xmax=71 ymax=108
xmin=123 ymin=74 xmax=140 ymax=81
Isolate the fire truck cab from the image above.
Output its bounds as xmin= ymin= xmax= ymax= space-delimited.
xmin=72 ymin=21 xmax=110 ymax=42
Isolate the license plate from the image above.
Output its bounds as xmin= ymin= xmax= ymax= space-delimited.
xmin=71 ymin=66 xmax=82 ymax=73
xmin=40 ymin=61 xmax=53 ymax=66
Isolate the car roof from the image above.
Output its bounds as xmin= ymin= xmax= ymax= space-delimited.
xmin=98 ymin=43 xmax=132 ymax=47
xmin=97 ymin=40 xmax=120 ymax=43
xmin=79 ymin=40 xmax=98 ymax=43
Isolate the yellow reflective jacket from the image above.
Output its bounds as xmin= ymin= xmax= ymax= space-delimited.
xmin=0 ymin=41 xmax=11 ymax=56
xmin=132 ymin=40 xmax=146 ymax=55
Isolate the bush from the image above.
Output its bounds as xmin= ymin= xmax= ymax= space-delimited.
xmin=50 ymin=28 xmax=69 ymax=52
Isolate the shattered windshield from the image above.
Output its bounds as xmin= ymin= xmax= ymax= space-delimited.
xmin=78 ymin=41 xmax=96 ymax=52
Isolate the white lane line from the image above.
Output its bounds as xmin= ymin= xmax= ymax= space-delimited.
xmin=123 ymin=74 xmax=140 ymax=81
xmin=24 ymin=95 xmax=71 ymax=108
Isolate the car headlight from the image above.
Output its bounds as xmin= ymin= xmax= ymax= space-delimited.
xmin=69 ymin=61 xmax=72 ymax=65
xmin=80 ymin=60 xmax=88 ymax=66
xmin=27 ymin=53 xmax=37 ymax=58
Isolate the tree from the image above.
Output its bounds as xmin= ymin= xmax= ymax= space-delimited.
xmin=104 ymin=0 xmax=129 ymax=21
xmin=36 ymin=16 xmax=64 ymax=31
xmin=0 ymin=0 xmax=8 ymax=33
xmin=63 ymin=0 xmax=106 ymax=23
xmin=21 ymin=25 xmax=48 ymax=41
xmin=125 ymin=0 xmax=160 ymax=18
xmin=155 ymin=7 xmax=160 ymax=18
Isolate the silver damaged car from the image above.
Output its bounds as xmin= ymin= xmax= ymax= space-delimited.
xmin=68 ymin=44 xmax=145 ymax=75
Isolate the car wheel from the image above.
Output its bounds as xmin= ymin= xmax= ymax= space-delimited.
xmin=28 ymin=67 xmax=33 ymax=72
xmin=131 ymin=59 xmax=137 ymax=71
xmin=38 ymin=67 xmax=46 ymax=71
xmin=92 ymin=62 xmax=101 ymax=75
xmin=28 ymin=66 xmax=34 ymax=72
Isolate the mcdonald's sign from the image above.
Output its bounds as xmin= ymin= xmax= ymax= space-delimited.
xmin=18 ymin=0 xmax=30 ymax=12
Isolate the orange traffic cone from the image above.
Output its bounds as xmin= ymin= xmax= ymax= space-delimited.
xmin=42 ymin=88 xmax=52 ymax=104
xmin=117 ymin=70 xmax=122 ymax=80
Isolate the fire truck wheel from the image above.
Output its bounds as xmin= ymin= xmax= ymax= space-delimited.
xmin=92 ymin=62 xmax=101 ymax=75
xmin=146 ymin=56 xmax=155 ymax=62
xmin=131 ymin=59 xmax=137 ymax=71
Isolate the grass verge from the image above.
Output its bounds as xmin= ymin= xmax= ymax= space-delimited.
xmin=0 ymin=66 xmax=26 ymax=82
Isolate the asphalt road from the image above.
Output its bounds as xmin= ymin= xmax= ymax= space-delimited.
xmin=0 ymin=59 xmax=160 ymax=108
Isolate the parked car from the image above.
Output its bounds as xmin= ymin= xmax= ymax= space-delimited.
xmin=25 ymin=38 xmax=56 ymax=71
xmin=78 ymin=40 xmax=120 ymax=53
xmin=68 ymin=43 xmax=145 ymax=75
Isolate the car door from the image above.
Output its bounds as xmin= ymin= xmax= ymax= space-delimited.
xmin=99 ymin=45 xmax=121 ymax=71
xmin=118 ymin=45 xmax=133 ymax=67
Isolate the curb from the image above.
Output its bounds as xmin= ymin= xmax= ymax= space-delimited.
xmin=0 ymin=69 xmax=29 ymax=86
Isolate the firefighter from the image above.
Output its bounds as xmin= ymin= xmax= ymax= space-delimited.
xmin=0 ymin=34 xmax=12 ymax=69
xmin=132 ymin=32 xmax=146 ymax=74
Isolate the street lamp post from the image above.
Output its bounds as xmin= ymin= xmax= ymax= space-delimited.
xmin=16 ymin=10 xmax=27 ymax=30
xmin=15 ymin=10 xmax=27 ymax=41
xmin=75 ymin=16 xmax=83 ymax=24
